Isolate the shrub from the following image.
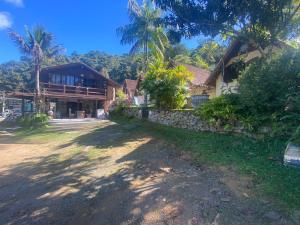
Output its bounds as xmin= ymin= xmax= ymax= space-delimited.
xmin=196 ymin=48 xmax=300 ymax=137
xmin=142 ymin=61 xmax=192 ymax=109
xmin=195 ymin=95 xmax=237 ymax=125
xmin=239 ymin=49 xmax=300 ymax=115
xmin=291 ymin=126 xmax=300 ymax=144
xmin=110 ymin=89 xmax=129 ymax=116
xmin=17 ymin=113 xmax=49 ymax=128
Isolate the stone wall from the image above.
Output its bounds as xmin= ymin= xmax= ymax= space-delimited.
xmin=148 ymin=110 xmax=212 ymax=132
xmin=123 ymin=108 xmax=244 ymax=133
xmin=124 ymin=107 xmax=143 ymax=119
xmin=122 ymin=108 xmax=271 ymax=138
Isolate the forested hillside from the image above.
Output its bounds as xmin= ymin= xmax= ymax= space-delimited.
xmin=0 ymin=51 xmax=144 ymax=91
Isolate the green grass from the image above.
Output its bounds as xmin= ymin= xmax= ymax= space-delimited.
xmin=113 ymin=116 xmax=300 ymax=212
xmin=14 ymin=127 xmax=81 ymax=143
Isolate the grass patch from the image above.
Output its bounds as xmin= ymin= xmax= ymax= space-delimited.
xmin=14 ymin=128 xmax=81 ymax=144
xmin=112 ymin=116 xmax=300 ymax=212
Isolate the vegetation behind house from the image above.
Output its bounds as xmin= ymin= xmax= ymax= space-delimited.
xmin=196 ymin=48 xmax=300 ymax=139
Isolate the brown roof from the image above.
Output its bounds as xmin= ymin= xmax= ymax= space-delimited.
xmin=124 ymin=79 xmax=138 ymax=92
xmin=41 ymin=62 xmax=121 ymax=88
xmin=205 ymin=38 xmax=288 ymax=86
xmin=205 ymin=39 xmax=242 ymax=86
xmin=176 ymin=63 xmax=211 ymax=86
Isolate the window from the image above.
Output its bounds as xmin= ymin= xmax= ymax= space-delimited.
xmin=50 ymin=74 xmax=62 ymax=84
xmin=66 ymin=75 xmax=75 ymax=85
xmin=50 ymin=74 xmax=80 ymax=86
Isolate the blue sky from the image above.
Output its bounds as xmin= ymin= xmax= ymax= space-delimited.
xmin=0 ymin=0 xmax=201 ymax=63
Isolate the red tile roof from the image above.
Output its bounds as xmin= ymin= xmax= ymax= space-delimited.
xmin=176 ymin=63 xmax=211 ymax=86
xmin=124 ymin=79 xmax=138 ymax=92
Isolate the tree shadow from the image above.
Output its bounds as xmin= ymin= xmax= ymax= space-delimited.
xmin=0 ymin=120 xmax=291 ymax=225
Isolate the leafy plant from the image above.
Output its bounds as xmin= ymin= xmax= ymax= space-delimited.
xmin=8 ymin=25 xmax=65 ymax=112
xmin=142 ymin=61 xmax=192 ymax=109
xmin=196 ymin=48 xmax=300 ymax=138
xmin=290 ymin=126 xmax=300 ymax=145
xmin=195 ymin=94 xmax=241 ymax=127
xmin=110 ymin=90 xmax=130 ymax=116
xmin=17 ymin=113 xmax=49 ymax=128
xmin=117 ymin=0 xmax=169 ymax=70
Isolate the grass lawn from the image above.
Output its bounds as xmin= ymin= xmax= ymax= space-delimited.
xmin=112 ymin=116 xmax=300 ymax=213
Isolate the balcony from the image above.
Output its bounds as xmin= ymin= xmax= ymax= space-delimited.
xmin=41 ymin=83 xmax=107 ymax=100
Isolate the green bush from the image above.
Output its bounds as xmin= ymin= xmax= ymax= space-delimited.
xmin=194 ymin=94 xmax=240 ymax=127
xmin=238 ymin=49 xmax=300 ymax=120
xmin=291 ymin=126 xmax=300 ymax=145
xmin=17 ymin=113 xmax=49 ymax=128
xmin=110 ymin=90 xmax=130 ymax=117
xmin=196 ymin=48 xmax=300 ymax=138
xmin=142 ymin=61 xmax=192 ymax=109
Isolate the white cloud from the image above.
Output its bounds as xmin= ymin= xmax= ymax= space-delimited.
xmin=0 ymin=12 xmax=12 ymax=29
xmin=3 ymin=0 xmax=24 ymax=7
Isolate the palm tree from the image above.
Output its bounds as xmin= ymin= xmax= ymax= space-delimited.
xmin=117 ymin=0 xmax=169 ymax=70
xmin=117 ymin=0 xmax=168 ymax=112
xmin=8 ymin=25 xmax=64 ymax=112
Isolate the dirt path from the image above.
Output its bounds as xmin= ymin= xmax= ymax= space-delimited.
xmin=0 ymin=120 xmax=295 ymax=225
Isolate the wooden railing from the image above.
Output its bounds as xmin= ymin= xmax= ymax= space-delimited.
xmin=41 ymin=83 xmax=106 ymax=97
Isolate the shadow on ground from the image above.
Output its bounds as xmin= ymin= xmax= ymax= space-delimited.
xmin=0 ymin=120 xmax=296 ymax=225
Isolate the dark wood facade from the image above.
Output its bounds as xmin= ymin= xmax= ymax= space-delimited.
xmin=9 ymin=62 xmax=120 ymax=118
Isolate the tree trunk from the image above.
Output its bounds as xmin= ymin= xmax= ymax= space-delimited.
xmin=142 ymin=42 xmax=149 ymax=118
xmin=35 ymin=64 xmax=41 ymax=113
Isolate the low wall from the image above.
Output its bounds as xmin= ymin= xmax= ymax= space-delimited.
xmin=123 ymin=108 xmax=247 ymax=134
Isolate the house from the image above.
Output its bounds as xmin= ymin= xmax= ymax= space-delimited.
xmin=9 ymin=62 xmax=121 ymax=118
xmin=205 ymin=38 xmax=285 ymax=96
xmin=123 ymin=79 xmax=144 ymax=106
xmin=123 ymin=79 xmax=138 ymax=103
xmin=176 ymin=63 xmax=215 ymax=107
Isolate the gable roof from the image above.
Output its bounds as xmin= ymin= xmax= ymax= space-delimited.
xmin=176 ymin=63 xmax=211 ymax=86
xmin=205 ymin=39 xmax=242 ymax=86
xmin=41 ymin=62 xmax=121 ymax=88
xmin=123 ymin=79 xmax=138 ymax=92
xmin=205 ymin=38 xmax=288 ymax=86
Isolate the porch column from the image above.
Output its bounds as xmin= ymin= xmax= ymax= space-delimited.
xmin=21 ymin=97 xmax=25 ymax=116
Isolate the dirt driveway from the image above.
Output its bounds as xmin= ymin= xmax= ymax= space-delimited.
xmin=0 ymin=120 xmax=295 ymax=225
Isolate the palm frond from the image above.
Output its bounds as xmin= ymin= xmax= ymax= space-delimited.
xmin=148 ymin=41 xmax=164 ymax=60
xmin=117 ymin=24 xmax=140 ymax=45
xmin=46 ymin=45 xmax=66 ymax=58
xmin=128 ymin=0 xmax=142 ymax=18
xmin=129 ymin=40 xmax=143 ymax=56
xmin=8 ymin=29 xmax=31 ymax=55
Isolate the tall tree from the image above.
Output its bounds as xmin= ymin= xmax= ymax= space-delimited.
xmin=156 ymin=0 xmax=300 ymax=46
xmin=191 ymin=41 xmax=225 ymax=69
xmin=8 ymin=25 xmax=64 ymax=112
xmin=117 ymin=0 xmax=169 ymax=70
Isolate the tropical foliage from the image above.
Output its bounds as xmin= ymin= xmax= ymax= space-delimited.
xmin=17 ymin=113 xmax=49 ymax=128
xmin=196 ymin=48 xmax=300 ymax=137
xmin=8 ymin=25 xmax=64 ymax=112
xmin=171 ymin=41 xmax=225 ymax=70
xmin=117 ymin=0 xmax=169 ymax=67
xmin=0 ymin=52 xmax=144 ymax=92
xmin=156 ymin=0 xmax=300 ymax=46
xmin=142 ymin=60 xmax=192 ymax=109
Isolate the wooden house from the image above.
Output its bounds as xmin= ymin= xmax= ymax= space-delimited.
xmin=205 ymin=38 xmax=286 ymax=96
xmin=9 ymin=62 xmax=121 ymax=118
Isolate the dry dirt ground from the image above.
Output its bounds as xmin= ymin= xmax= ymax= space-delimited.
xmin=0 ymin=120 xmax=296 ymax=225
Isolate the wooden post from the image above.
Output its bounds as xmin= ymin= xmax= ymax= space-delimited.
xmin=87 ymin=88 xmax=89 ymax=96
xmin=21 ymin=96 xmax=25 ymax=116
xmin=63 ymin=85 xmax=66 ymax=94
